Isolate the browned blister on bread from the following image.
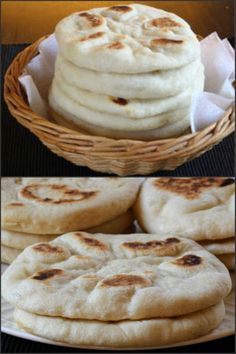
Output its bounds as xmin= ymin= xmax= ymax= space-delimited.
xmin=32 ymin=269 xmax=64 ymax=281
xmin=99 ymin=274 xmax=151 ymax=288
xmin=153 ymin=178 xmax=234 ymax=199
xmin=74 ymin=232 xmax=109 ymax=251
xmin=151 ymin=17 xmax=181 ymax=28
xmin=78 ymin=12 xmax=104 ymax=28
xmin=173 ymin=254 xmax=202 ymax=266
xmin=122 ymin=237 xmax=181 ymax=257
xmin=109 ymin=5 xmax=133 ymax=13
xmin=20 ymin=184 xmax=97 ymax=204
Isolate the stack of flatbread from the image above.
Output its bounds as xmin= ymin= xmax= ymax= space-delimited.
xmin=1 ymin=177 xmax=141 ymax=264
xmin=134 ymin=178 xmax=235 ymax=270
xmin=49 ymin=3 xmax=204 ymax=140
xmin=2 ymin=232 xmax=231 ymax=348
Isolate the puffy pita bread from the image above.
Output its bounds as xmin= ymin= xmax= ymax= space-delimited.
xmin=199 ymin=238 xmax=235 ymax=255
xmin=55 ymin=55 xmax=203 ymax=99
xmin=1 ymin=245 xmax=21 ymax=264
xmin=14 ymin=302 xmax=224 ymax=348
xmin=2 ymin=232 xmax=231 ymax=321
xmin=55 ymin=4 xmax=200 ymax=73
xmin=135 ymin=178 xmax=235 ymax=240
xmin=216 ymin=254 xmax=235 ymax=270
xmin=1 ymin=178 xmax=140 ymax=234
xmin=53 ymin=68 xmax=203 ymax=118
xmin=1 ymin=210 xmax=134 ymax=250
xmin=49 ymin=83 xmax=191 ymax=131
xmin=50 ymin=106 xmax=191 ymax=140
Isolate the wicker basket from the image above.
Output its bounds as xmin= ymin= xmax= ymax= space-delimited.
xmin=4 ymin=36 xmax=235 ymax=176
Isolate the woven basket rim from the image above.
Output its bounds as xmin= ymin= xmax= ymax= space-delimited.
xmin=3 ymin=33 xmax=235 ymax=177
xmin=4 ymin=34 xmax=235 ymax=146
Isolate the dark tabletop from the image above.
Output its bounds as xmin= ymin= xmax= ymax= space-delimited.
xmin=1 ymin=44 xmax=235 ymax=177
xmin=1 ymin=332 xmax=235 ymax=353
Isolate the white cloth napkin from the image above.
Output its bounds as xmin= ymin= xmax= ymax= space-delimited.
xmin=19 ymin=32 xmax=235 ymax=131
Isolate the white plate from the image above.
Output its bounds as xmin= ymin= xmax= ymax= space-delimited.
xmin=1 ymin=264 xmax=235 ymax=351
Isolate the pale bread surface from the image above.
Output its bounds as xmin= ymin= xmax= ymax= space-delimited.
xmin=50 ymin=107 xmax=190 ymax=140
xmin=2 ymin=178 xmax=140 ymax=234
xmin=1 ymin=210 xmax=134 ymax=250
xmin=14 ymin=302 xmax=224 ymax=348
xmin=2 ymin=232 xmax=231 ymax=321
xmin=55 ymin=55 xmax=203 ymax=99
xmin=53 ymin=68 xmax=202 ymax=118
xmin=135 ymin=178 xmax=235 ymax=240
xmin=49 ymin=83 xmax=191 ymax=131
xmin=55 ymin=4 xmax=200 ymax=73
xmin=199 ymin=238 xmax=235 ymax=255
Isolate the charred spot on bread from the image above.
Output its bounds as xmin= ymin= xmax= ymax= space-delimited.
xmin=173 ymin=254 xmax=202 ymax=266
xmin=111 ymin=97 xmax=128 ymax=105
xmin=109 ymin=6 xmax=132 ymax=12
xmin=122 ymin=237 xmax=180 ymax=250
xmin=75 ymin=233 xmax=109 ymax=251
xmin=32 ymin=269 xmax=63 ymax=280
xmin=32 ymin=243 xmax=65 ymax=253
xmin=20 ymin=184 xmax=97 ymax=204
xmin=154 ymin=178 xmax=233 ymax=199
xmin=79 ymin=12 xmax=103 ymax=27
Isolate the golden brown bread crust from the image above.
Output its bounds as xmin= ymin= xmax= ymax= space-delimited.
xmin=79 ymin=12 xmax=104 ymax=27
xmin=32 ymin=269 xmax=64 ymax=281
xmin=122 ymin=238 xmax=181 ymax=256
xmin=20 ymin=183 xmax=97 ymax=204
xmin=153 ymin=178 xmax=234 ymax=199
xmin=99 ymin=274 xmax=151 ymax=288
xmin=151 ymin=17 xmax=181 ymax=27
xmin=173 ymin=254 xmax=202 ymax=266
xmin=74 ymin=233 xmax=109 ymax=251
xmin=32 ymin=243 xmax=65 ymax=254
xmin=109 ymin=5 xmax=132 ymax=12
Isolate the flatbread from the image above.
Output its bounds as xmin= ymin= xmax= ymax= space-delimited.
xmin=55 ymin=55 xmax=203 ymax=99
xmin=53 ymin=68 xmax=203 ymax=118
xmin=199 ymin=238 xmax=235 ymax=255
xmin=135 ymin=178 xmax=235 ymax=240
xmin=50 ymin=107 xmax=191 ymax=140
xmin=1 ymin=178 xmax=140 ymax=234
xmin=1 ymin=210 xmax=134 ymax=250
xmin=1 ymin=245 xmax=21 ymax=264
xmin=14 ymin=302 xmax=224 ymax=348
xmin=55 ymin=4 xmax=200 ymax=73
xmin=216 ymin=254 xmax=235 ymax=270
xmin=49 ymin=83 xmax=191 ymax=131
xmin=2 ymin=233 xmax=231 ymax=321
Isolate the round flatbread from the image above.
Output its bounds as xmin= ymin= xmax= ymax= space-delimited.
xmin=199 ymin=238 xmax=235 ymax=255
xmin=1 ymin=245 xmax=21 ymax=264
xmin=216 ymin=254 xmax=235 ymax=270
xmin=53 ymin=67 xmax=203 ymax=118
xmin=135 ymin=178 xmax=235 ymax=240
xmin=50 ymin=107 xmax=191 ymax=140
xmin=1 ymin=178 xmax=141 ymax=234
xmin=55 ymin=55 xmax=203 ymax=99
xmin=1 ymin=210 xmax=134 ymax=250
xmin=49 ymin=83 xmax=191 ymax=131
xmin=14 ymin=302 xmax=224 ymax=348
xmin=55 ymin=4 xmax=200 ymax=73
xmin=2 ymin=233 xmax=231 ymax=321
